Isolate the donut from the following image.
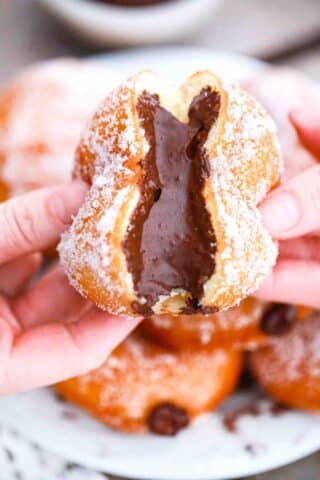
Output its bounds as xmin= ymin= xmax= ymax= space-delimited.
xmin=244 ymin=68 xmax=319 ymax=181
xmin=141 ymin=300 xmax=311 ymax=351
xmin=250 ymin=311 xmax=320 ymax=411
xmin=142 ymin=298 xmax=268 ymax=351
xmin=55 ymin=332 xmax=243 ymax=434
xmin=0 ymin=59 xmax=119 ymax=199
xmin=58 ymin=70 xmax=282 ymax=316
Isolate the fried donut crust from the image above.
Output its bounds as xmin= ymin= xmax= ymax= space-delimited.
xmin=142 ymin=302 xmax=312 ymax=351
xmin=55 ymin=333 xmax=243 ymax=434
xmin=59 ymin=70 xmax=282 ymax=316
xmin=250 ymin=311 xmax=320 ymax=411
xmin=142 ymin=298 xmax=268 ymax=351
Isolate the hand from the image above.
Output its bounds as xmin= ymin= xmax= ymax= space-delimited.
xmin=0 ymin=183 xmax=140 ymax=395
xmin=257 ymin=101 xmax=320 ymax=308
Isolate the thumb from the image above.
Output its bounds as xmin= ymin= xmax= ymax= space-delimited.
xmin=260 ymin=164 xmax=320 ymax=239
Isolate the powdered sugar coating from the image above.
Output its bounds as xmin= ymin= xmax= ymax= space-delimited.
xmin=56 ymin=333 xmax=243 ymax=433
xmin=0 ymin=58 xmax=120 ymax=196
xmin=253 ymin=315 xmax=320 ymax=384
xmin=59 ymin=70 xmax=282 ymax=315
xmin=217 ymin=79 xmax=281 ymax=204
xmin=250 ymin=314 xmax=320 ymax=411
xmin=202 ymin=78 xmax=281 ymax=309
xmin=59 ymin=79 xmax=140 ymax=313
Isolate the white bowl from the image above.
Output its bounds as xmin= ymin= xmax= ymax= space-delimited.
xmin=37 ymin=0 xmax=223 ymax=46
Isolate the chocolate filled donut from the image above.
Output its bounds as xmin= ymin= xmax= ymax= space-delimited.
xmin=59 ymin=70 xmax=282 ymax=316
xmin=55 ymin=332 xmax=243 ymax=434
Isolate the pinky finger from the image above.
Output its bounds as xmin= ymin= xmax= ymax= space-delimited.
xmin=255 ymin=259 xmax=320 ymax=309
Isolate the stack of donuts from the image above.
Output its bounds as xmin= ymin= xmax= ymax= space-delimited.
xmin=56 ymin=301 xmax=315 ymax=435
xmin=2 ymin=60 xmax=320 ymax=436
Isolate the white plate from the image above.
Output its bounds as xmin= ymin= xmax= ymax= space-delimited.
xmin=1 ymin=48 xmax=319 ymax=480
xmin=1 ymin=388 xmax=320 ymax=480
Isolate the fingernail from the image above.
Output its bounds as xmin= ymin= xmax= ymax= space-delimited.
xmin=260 ymin=190 xmax=300 ymax=236
xmin=50 ymin=182 xmax=88 ymax=225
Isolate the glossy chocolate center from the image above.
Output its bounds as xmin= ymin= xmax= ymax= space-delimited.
xmin=123 ymin=87 xmax=220 ymax=315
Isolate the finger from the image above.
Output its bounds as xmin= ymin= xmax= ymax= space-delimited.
xmin=0 ymin=296 xmax=21 ymax=390
xmin=0 ymin=296 xmax=19 ymax=351
xmin=0 ymin=182 xmax=87 ymax=265
xmin=12 ymin=266 xmax=89 ymax=329
xmin=2 ymin=310 xmax=141 ymax=394
xmin=290 ymin=106 xmax=320 ymax=160
xmin=279 ymin=236 xmax=320 ymax=262
xmin=260 ymin=164 xmax=320 ymax=239
xmin=255 ymin=259 xmax=320 ymax=309
xmin=0 ymin=253 xmax=42 ymax=297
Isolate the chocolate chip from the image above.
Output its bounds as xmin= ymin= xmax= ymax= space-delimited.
xmin=270 ymin=402 xmax=289 ymax=416
xmin=260 ymin=303 xmax=297 ymax=336
xmin=223 ymin=403 xmax=260 ymax=433
xmin=153 ymin=188 xmax=162 ymax=202
xmin=148 ymin=402 xmax=189 ymax=435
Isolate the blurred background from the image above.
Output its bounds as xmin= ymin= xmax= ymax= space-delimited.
xmin=1 ymin=0 xmax=320 ymax=85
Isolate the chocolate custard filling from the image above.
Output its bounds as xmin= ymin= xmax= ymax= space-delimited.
xmin=148 ymin=402 xmax=189 ymax=436
xmin=123 ymin=87 xmax=220 ymax=315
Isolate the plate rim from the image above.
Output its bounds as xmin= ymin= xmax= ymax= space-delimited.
xmin=2 ymin=389 xmax=320 ymax=480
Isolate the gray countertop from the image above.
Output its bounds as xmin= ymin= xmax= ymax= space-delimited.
xmin=0 ymin=0 xmax=320 ymax=478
